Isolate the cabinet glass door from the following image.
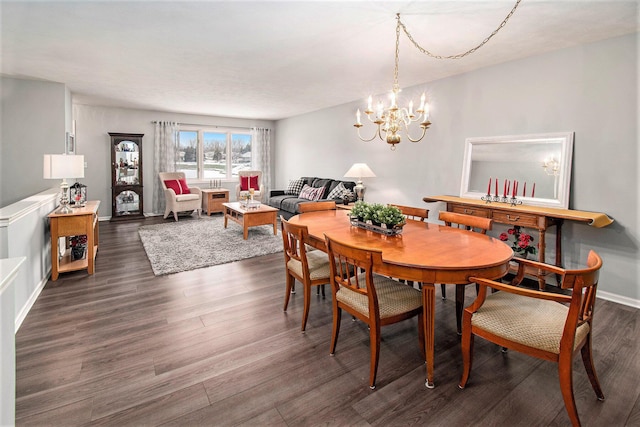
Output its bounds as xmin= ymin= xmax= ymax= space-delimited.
xmin=114 ymin=140 xmax=140 ymax=186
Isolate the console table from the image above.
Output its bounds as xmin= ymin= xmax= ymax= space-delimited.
xmin=201 ymin=188 xmax=229 ymax=215
xmin=48 ymin=200 xmax=100 ymax=281
xmin=423 ymin=195 xmax=613 ymax=288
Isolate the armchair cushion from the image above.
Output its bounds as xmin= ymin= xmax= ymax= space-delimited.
xmin=164 ymin=178 xmax=191 ymax=195
xmin=240 ymin=175 xmax=260 ymax=191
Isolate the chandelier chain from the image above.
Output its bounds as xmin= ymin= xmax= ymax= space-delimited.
xmin=397 ymin=0 xmax=522 ymax=60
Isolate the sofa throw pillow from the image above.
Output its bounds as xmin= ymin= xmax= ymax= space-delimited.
xmin=327 ymin=182 xmax=348 ymax=200
xmin=299 ymin=184 xmax=325 ymax=201
xmin=285 ymin=178 xmax=305 ymax=196
xmin=240 ymin=175 xmax=260 ymax=191
xmin=164 ymin=179 xmax=191 ymax=195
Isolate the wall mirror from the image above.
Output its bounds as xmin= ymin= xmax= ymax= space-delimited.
xmin=460 ymin=132 xmax=574 ymax=209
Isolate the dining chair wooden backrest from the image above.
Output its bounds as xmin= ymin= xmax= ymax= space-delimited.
xmin=438 ymin=210 xmax=494 ymax=334
xmin=438 ymin=211 xmax=492 ymax=234
xmin=461 ymin=251 xmax=604 ymax=427
xmin=324 ymin=233 xmax=424 ymax=389
xmin=298 ymin=200 xmax=337 ymax=213
xmin=280 ymin=216 xmax=331 ymax=332
xmin=390 ymin=204 xmax=429 ymax=222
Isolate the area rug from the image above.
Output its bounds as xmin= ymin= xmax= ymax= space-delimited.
xmin=138 ymin=216 xmax=282 ymax=275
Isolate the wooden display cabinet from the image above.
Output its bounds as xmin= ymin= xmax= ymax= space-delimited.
xmin=109 ymin=132 xmax=144 ymax=220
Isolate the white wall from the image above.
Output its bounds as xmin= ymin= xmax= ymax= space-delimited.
xmin=0 ymin=77 xmax=68 ymax=207
xmin=72 ymin=104 xmax=275 ymax=219
xmin=276 ymin=33 xmax=639 ymax=305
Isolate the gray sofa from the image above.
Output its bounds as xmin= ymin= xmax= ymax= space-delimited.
xmin=268 ymin=176 xmax=357 ymax=219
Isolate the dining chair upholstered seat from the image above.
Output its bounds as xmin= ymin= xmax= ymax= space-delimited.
xmin=281 ymin=216 xmax=331 ymax=332
xmin=438 ymin=210 xmax=493 ymax=334
xmin=336 ymin=272 xmax=423 ymax=319
xmin=325 ymin=234 xmax=424 ymax=390
xmin=460 ymin=251 xmax=604 ymax=427
xmin=287 ymin=250 xmax=332 ymax=281
xmin=470 ymin=291 xmax=590 ymax=354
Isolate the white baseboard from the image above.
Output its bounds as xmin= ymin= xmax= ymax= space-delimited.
xmin=598 ymin=290 xmax=640 ymax=309
xmin=15 ymin=270 xmax=49 ymax=332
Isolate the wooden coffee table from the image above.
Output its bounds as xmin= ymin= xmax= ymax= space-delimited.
xmin=223 ymin=202 xmax=278 ymax=240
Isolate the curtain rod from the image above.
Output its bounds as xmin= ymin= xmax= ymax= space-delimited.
xmin=151 ymin=121 xmax=251 ymax=130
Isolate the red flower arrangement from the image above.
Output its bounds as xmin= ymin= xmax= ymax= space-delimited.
xmin=499 ymin=226 xmax=537 ymax=257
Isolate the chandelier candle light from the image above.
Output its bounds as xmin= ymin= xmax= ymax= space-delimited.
xmin=354 ymin=14 xmax=431 ymax=150
xmin=354 ymin=2 xmax=521 ymax=150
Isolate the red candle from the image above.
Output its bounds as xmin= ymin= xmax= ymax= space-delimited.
xmin=495 ymin=179 xmax=498 ymax=196
xmin=532 ymin=183 xmax=536 ymax=198
xmin=522 ymin=182 xmax=526 ymax=197
xmin=512 ymin=180 xmax=517 ymax=197
xmin=503 ymin=179 xmax=507 ymax=197
xmin=487 ymin=177 xmax=492 ymax=195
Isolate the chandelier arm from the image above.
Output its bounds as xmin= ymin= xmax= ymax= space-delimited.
xmin=356 ymin=125 xmax=382 ymax=142
xmin=397 ymin=0 xmax=521 ymax=60
xmin=405 ymin=125 xmax=428 ymax=143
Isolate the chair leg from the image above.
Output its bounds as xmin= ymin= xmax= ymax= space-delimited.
xmin=301 ymin=282 xmax=311 ymax=332
xmin=163 ymin=207 xmax=170 ymax=219
xmin=369 ymin=321 xmax=381 ymax=390
xmin=173 ymin=211 xmax=178 ymax=221
xmin=330 ymin=307 xmax=342 ymax=355
xmin=455 ymin=284 xmax=466 ymax=335
xmin=283 ymin=273 xmax=294 ymax=311
xmin=558 ymin=353 xmax=581 ymax=427
xmin=580 ymin=335 xmax=605 ymax=400
xmin=458 ymin=314 xmax=474 ymax=389
xmin=441 ymin=283 xmax=447 ymax=300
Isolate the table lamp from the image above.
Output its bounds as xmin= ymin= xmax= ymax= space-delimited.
xmin=44 ymin=154 xmax=85 ymax=214
xmin=344 ymin=163 xmax=376 ymax=201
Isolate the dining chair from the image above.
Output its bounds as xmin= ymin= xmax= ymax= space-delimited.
xmin=460 ymin=251 xmax=604 ymax=427
xmin=438 ymin=211 xmax=493 ymax=334
xmin=390 ymin=204 xmax=429 ymax=222
xmin=298 ymin=200 xmax=337 ymax=213
xmin=281 ymin=216 xmax=331 ymax=332
xmin=324 ymin=234 xmax=424 ymax=389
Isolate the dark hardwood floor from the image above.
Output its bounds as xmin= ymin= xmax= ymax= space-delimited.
xmin=15 ymin=216 xmax=640 ymax=426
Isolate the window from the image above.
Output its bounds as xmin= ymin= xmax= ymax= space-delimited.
xmin=177 ymin=129 xmax=252 ymax=180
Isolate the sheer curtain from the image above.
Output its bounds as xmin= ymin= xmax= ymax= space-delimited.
xmin=251 ymin=127 xmax=272 ymax=201
xmin=153 ymin=121 xmax=178 ymax=214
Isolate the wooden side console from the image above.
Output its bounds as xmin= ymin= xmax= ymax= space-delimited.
xmin=201 ymin=189 xmax=229 ymax=215
xmin=423 ymin=195 xmax=613 ymax=288
xmin=48 ymin=201 xmax=100 ymax=281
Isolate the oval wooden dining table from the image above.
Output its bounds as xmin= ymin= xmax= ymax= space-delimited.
xmin=289 ymin=209 xmax=513 ymax=388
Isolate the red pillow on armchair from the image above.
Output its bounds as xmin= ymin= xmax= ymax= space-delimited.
xmin=240 ymin=175 xmax=260 ymax=191
xmin=164 ymin=178 xmax=191 ymax=195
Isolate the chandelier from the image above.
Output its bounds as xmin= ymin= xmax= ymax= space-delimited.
xmin=354 ymin=2 xmax=522 ymax=150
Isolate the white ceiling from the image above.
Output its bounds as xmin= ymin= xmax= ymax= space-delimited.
xmin=2 ymin=1 xmax=638 ymax=121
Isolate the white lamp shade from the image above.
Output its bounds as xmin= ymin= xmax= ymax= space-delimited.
xmin=43 ymin=154 xmax=85 ymax=180
xmin=344 ymin=163 xmax=376 ymax=179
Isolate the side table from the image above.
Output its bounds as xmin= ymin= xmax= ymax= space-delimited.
xmin=201 ymin=188 xmax=229 ymax=215
xmin=336 ymin=202 xmax=355 ymax=211
xmin=48 ymin=200 xmax=100 ymax=281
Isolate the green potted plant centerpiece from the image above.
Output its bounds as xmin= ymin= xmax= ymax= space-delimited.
xmin=349 ymin=202 xmax=405 ymax=235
